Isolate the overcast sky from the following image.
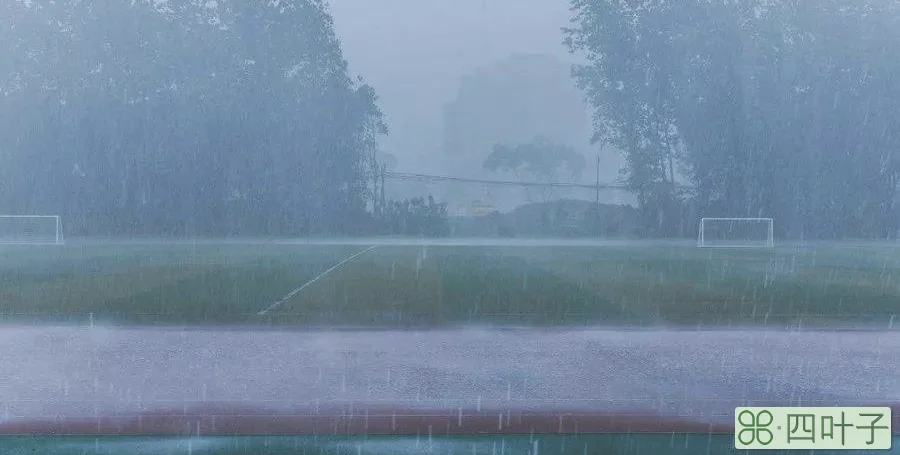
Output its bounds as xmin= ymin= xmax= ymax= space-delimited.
xmin=329 ymin=0 xmax=575 ymax=173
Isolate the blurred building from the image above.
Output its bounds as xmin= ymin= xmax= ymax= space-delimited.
xmin=438 ymin=53 xmax=629 ymax=212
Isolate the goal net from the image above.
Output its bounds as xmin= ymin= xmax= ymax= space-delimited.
xmin=0 ymin=216 xmax=63 ymax=244
xmin=697 ymin=217 xmax=774 ymax=248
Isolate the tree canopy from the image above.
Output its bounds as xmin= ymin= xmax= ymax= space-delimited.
xmin=483 ymin=136 xmax=586 ymax=182
xmin=0 ymin=0 xmax=386 ymax=236
xmin=483 ymin=136 xmax=586 ymax=205
xmin=565 ymin=0 xmax=900 ymax=239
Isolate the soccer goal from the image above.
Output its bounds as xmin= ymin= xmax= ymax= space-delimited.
xmin=697 ymin=217 xmax=774 ymax=248
xmin=0 ymin=215 xmax=63 ymax=244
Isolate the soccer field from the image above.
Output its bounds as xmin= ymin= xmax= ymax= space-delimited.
xmin=1 ymin=238 xmax=899 ymax=328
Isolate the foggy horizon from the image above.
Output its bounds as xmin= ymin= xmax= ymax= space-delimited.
xmin=2 ymin=2 xmax=900 ymax=452
xmin=329 ymin=0 xmax=587 ymax=176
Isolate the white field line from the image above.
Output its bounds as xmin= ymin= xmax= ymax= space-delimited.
xmin=257 ymin=245 xmax=378 ymax=315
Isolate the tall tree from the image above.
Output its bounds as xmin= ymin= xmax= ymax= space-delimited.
xmin=483 ymin=136 xmax=586 ymax=203
xmin=0 ymin=0 xmax=387 ymax=237
xmin=440 ymin=53 xmax=611 ymax=212
xmin=566 ymin=0 xmax=900 ymax=239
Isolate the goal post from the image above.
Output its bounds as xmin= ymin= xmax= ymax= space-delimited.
xmin=0 ymin=215 xmax=63 ymax=244
xmin=697 ymin=217 xmax=774 ymax=248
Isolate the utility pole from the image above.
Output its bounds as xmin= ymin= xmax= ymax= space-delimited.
xmin=371 ymin=151 xmax=380 ymax=216
xmin=595 ymin=153 xmax=601 ymax=206
xmin=380 ymin=163 xmax=386 ymax=213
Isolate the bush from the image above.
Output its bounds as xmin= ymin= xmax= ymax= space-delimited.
xmin=379 ymin=196 xmax=449 ymax=237
xmin=497 ymin=225 xmax=516 ymax=237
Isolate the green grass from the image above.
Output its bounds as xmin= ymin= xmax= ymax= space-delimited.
xmin=507 ymin=246 xmax=900 ymax=326
xmin=0 ymin=244 xmax=362 ymax=324
xmin=1 ymin=241 xmax=899 ymax=328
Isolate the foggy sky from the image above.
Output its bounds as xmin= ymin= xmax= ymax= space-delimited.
xmin=329 ymin=0 xmax=575 ymax=174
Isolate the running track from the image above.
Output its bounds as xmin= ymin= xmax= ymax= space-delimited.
xmin=0 ymin=326 xmax=897 ymax=435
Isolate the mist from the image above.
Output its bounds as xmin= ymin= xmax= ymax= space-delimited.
xmin=329 ymin=0 xmax=577 ymax=173
xmin=1 ymin=0 xmax=899 ymax=239
xmin=4 ymin=3 xmax=900 ymax=453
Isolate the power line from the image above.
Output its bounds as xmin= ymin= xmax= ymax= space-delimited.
xmin=384 ymin=172 xmax=619 ymax=189
xmin=384 ymin=172 xmax=697 ymax=190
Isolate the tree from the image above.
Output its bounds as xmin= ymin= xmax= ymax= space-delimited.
xmin=565 ymin=0 xmax=900 ymax=239
xmin=483 ymin=136 xmax=586 ymax=203
xmin=564 ymin=0 xmax=692 ymax=236
xmin=484 ymin=136 xmax=585 ymax=181
xmin=380 ymin=196 xmax=449 ymax=237
xmin=0 ymin=0 xmax=387 ymax=237
xmin=440 ymin=53 xmax=616 ymax=211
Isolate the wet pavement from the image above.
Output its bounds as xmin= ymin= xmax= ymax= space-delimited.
xmin=0 ymin=325 xmax=897 ymax=434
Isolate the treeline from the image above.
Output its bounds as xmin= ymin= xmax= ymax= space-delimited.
xmin=566 ymin=0 xmax=900 ymax=239
xmin=451 ymin=201 xmax=640 ymax=238
xmin=0 ymin=0 xmax=385 ymax=236
xmin=378 ymin=196 xmax=450 ymax=237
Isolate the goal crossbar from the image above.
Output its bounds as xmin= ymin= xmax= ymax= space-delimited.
xmin=0 ymin=215 xmax=63 ymax=244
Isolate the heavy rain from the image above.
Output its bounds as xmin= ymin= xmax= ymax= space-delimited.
xmin=1 ymin=0 xmax=900 ymax=454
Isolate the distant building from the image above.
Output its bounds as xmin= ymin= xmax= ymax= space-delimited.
xmin=439 ymin=53 xmax=629 ymax=212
